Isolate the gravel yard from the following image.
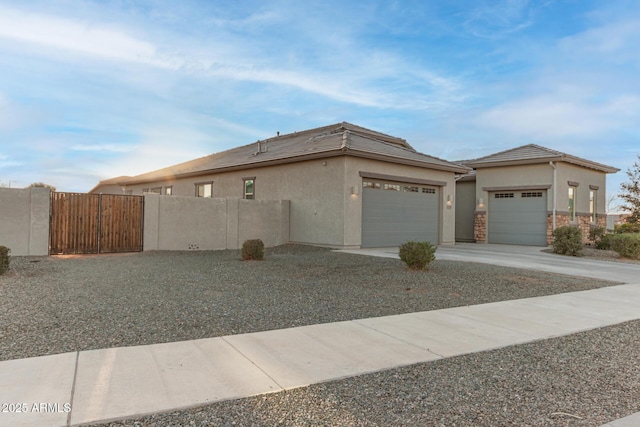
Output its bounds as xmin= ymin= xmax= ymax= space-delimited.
xmin=0 ymin=244 xmax=620 ymax=362
xmin=1 ymin=244 xmax=637 ymax=426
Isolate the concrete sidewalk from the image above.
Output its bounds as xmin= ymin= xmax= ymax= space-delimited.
xmin=2 ymin=281 xmax=640 ymax=427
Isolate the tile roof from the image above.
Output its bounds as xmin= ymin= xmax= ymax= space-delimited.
xmin=120 ymin=122 xmax=470 ymax=185
xmin=463 ymin=144 xmax=619 ymax=173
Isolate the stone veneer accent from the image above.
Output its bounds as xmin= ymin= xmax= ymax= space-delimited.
xmin=547 ymin=213 xmax=607 ymax=245
xmin=474 ymin=211 xmax=486 ymax=242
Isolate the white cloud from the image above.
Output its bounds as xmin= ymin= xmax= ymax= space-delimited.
xmin=559 ymin=19 xmax=640 ymax=60
xmin=463 ymin=0 xmax=535 ymax=38
xmin=0 ymin=5 xmax=463 ymax=111
xmin=71 ymin=144 xmax=134 ymax=153
xmin=0 ymin=5 xmax=168 ymax=67
xmin=476 ymin=94 xmax=640 ymax=138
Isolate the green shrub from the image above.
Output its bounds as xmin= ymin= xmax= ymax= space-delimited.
xmin=552 ymin=226 xmax=583 ymax=256
xmin=588 ymin=225 xmax=611 ymax=250
xmin=0 ymin=246 xmax=10 ymax=275
xmin=399 ymin=241 xmax=436 ymax=270
xmin=609 ymin=233 xmax=640 ymax=259
xmin=614 ymin=222 xmax=640 ymax=234
xmin=242 ymin=239 xmax=264 ymax=261
xmin=595 ymin=234 xmax=612 ymax=250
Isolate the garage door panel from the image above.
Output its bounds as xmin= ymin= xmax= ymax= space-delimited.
xmin=362 ymin=183 xmax=439 ymax=247
xmin=488 ymin=191 xmax=547 ymax=246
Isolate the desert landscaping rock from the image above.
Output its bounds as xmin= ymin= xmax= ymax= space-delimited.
xmin=1 ymin=245 xmax=638 ymax=426
xmin=0 ymin=245 xmax=619 ymax=362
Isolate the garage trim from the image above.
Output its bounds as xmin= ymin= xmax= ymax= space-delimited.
xmin=482 ymin=184 xmax=551 ymax=191
xmin=360 ymin=171 xmax=447 ymax=187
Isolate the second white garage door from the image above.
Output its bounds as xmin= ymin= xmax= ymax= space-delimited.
xmin=488 ymin=190 xmax=548 ymax=246
xmin=361 ymin=180 xmax=439 ymax=247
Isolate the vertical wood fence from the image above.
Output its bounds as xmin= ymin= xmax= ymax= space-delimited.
xmin=50 ymin=193 xmax=144 ymax=255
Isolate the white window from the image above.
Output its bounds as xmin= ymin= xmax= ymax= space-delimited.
xmin=590 ymin=190 xmax=596 ymax=223
xmin=568 ymin=186 xmax=576 ymax=222
xmin=363 ymin=181 xmax=380 ymax=189
xmin=243 ymin=178 xmax=255 ymax=200
xmin=195 ymin=182 xmax=213 ymax=198
xmin=165 ymin=186 xmax=173 ymax=196
xmin=384 ymin=183 xmax=400 ymax=191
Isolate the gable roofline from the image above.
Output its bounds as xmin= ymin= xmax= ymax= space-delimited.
xmin=279 ymin=121 xmax=416 ymax=151
xmin=115 ymin=123 xmax=469 ymax=186
xmin=88 ymin=175 xmax=132 ymax=193
xmin=464 ymin=144 xmax=619 ymax=174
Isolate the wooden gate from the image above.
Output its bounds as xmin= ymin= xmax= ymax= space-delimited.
xmin=50 ymin=193 xmax=144 ymax=255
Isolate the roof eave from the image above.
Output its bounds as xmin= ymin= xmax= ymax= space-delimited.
xmin=118 ymin=150 xmax=347 ymax=185
xmin=346 ymin=150 xmax=471 ymax=173
xmin=465 ymin=157 xmax=563 ymax=169
xmin=467 ymin=155 xmax=618 ymax=174
xmin=119 ymin=148 xmax=469 ymax=186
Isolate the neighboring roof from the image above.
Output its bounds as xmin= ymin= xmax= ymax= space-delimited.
xmin=88 ymin=176 xmax=132 ymax=193
xmin=455 ymin=170 xmax=477 ymax=182
xmin=119 ymin=122 xmax=470 ymax=186
xmin=463 ymin=144 xmax=619 ymax=173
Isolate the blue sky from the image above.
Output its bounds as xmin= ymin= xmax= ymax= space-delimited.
xmin=0 ymin=0 xmax=638 ymax=211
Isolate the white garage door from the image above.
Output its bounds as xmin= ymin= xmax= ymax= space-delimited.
xmin=488 ymin=190 xmax=548 ymax=246
xmin=361 ymin=180 xmax=439 ymax=247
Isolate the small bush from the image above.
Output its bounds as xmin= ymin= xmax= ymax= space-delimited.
xmin=609 ymin=233 xmax=640 ymax=259
xmin=588 ymin=225 xmax=611 ymax=250
xmin=552 ymin=226 xmax=583 ymax=256
xmin=0 ymin=246 xmax=10 ymax=275
xmin=614 ymin=222 xmax=640 ymax=234
xmin=242 ymin=239 xmax=264 ymax=261
xmin=399 ymin=241 xmax=436 ymax=270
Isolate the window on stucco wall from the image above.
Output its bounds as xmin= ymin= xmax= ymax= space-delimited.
xmin=590 ymin=190 xmax=596 ymax=223
xmin=568 ymin=186 xmax=576 ymax=222
xmin=243 ymin=178 xmax=255 ymax=200
xmin=195 ymin=182 xmax=213 ymax=197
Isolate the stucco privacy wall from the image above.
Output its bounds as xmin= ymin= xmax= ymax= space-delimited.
xmin=0 ymin=187 xmax=50 ymax=256
xmin=128 ymin=158 xmax=346 ymax=246
xmin=143 ymin=194 xmax=289 ymax=251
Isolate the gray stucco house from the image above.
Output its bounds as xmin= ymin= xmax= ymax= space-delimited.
xmin=455 ymin=144 xmax=619 ymax=246
xmin=92 ymin=122 xmax=470 ymax=248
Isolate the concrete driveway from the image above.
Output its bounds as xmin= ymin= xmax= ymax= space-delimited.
xmin=337 ymin=242 xmax=640 ymax=284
